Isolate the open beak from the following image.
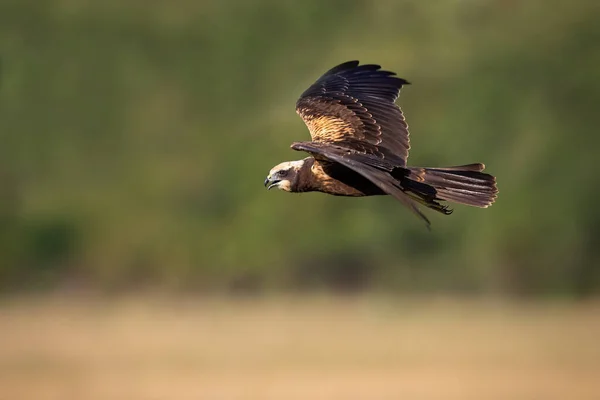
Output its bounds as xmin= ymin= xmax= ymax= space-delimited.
xmin=264 ymin=176 xmax=280 ymax=190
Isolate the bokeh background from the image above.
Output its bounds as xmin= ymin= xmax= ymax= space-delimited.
xmin=1 ymin=0 xmax=599 ymax=399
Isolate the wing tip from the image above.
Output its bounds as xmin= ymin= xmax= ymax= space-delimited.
xmin=324 ymin=60 xmax=360 ymax=76
xmin=333 ymin=61 xmax=410 ymax=85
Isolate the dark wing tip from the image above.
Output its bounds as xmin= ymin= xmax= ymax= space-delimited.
xmin=311 ymin=61 xmax=411 ymax=91
xmin=325 ymin=61 xmax=384 ymax=76
xmin=353 ymin=63 xmax=383 ymax=71
xmin=332 ymin=61 xmax=410 ymax=85
xmin=323 ymin=60 xmax=360 ymax=76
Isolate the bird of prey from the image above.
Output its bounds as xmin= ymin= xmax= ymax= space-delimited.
xmin=264 ymin=61 xmax=498 ymax=227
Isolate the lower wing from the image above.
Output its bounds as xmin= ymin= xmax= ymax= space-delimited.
xmin=291 ymin=141 xmax=432 ymax=228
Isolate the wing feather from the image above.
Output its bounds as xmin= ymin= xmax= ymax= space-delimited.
xmin=296 ymin=61 xmax=411 ymax=166
xmin=291 ymin=141 xmax=431 ymax=228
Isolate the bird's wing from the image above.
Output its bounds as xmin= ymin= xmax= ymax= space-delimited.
xmin=291 ymin=141 xmax=431 ymax=228
xmin=296 ymin=61 xmax=411 ymax=166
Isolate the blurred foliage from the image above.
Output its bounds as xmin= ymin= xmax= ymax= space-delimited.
xmin=0 ymin=0 xmax=599 ymax=296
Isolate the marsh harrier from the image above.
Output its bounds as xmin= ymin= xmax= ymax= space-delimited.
xmin=264 ymin=61 xmax=497 ymax=227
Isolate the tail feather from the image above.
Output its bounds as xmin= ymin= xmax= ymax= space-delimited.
xmin=404 ymin=164 xmax=498 ymax=211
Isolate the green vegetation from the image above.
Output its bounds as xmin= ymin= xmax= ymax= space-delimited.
xmin=1 ymin=0 xmax=599 ymax=295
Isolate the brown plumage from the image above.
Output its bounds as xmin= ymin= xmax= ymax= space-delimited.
xmin=265 ymin=61 xmax=498 ymax=227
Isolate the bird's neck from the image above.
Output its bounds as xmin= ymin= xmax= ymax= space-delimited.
xmin=292 ymin=158 xmax=338 ymax=194
xmin=292 ymin=158 xmax=320 ymax=193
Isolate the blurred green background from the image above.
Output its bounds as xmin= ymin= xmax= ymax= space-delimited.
xmin=2 ymin=2 xmax=600 ymax=399
xmin=1 ymin=0 xmax=599 ymax=297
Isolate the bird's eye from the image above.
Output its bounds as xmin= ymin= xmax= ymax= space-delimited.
xmin=277 ymin=170 xmax=289 ymax=177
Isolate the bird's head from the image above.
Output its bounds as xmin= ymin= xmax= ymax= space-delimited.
xmin=264 ymin=160 xmax=305 ymax=192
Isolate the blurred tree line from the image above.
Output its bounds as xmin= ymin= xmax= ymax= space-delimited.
xmin=0 ymin=0 xmax=599 ymax=296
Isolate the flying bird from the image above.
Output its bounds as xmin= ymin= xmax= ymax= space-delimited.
xmin=264 ymin=61 xmax=498 ymax=227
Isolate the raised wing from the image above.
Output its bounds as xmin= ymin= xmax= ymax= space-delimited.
xmin=296 ymin=61 xmax=411 ymax=166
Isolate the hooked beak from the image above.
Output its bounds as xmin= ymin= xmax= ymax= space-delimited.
xmin=264 ymin=176 xmax=280 ymax=190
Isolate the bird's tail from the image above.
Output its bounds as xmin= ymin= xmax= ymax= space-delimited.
xmin=400 ymin=163 xmax=498 ymax=214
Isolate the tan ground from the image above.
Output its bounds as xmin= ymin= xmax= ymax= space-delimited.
xmin=0 ymin=295 xmax=599 ymax=400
